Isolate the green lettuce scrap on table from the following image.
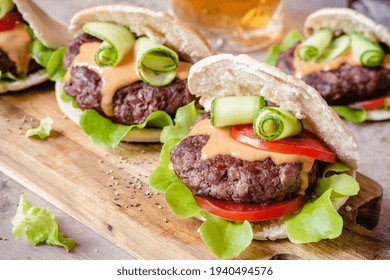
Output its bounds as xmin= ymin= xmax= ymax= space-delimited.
xmin=12 ymin=193 xmax=76 ymax=252
xmin=149 ymin=103 xmax=360 ymax=258
xmin=25 ymin=116 xmax=53 ymax=139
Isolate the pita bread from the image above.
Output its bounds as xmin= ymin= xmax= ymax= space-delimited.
xmin=1 ymin=0 xmax=70 ymax=94
xmin=189 ymin=53 xmax=359 ymax=171
xmin=56 ymin=5 xmax=213 ymax=142
xmin=188 ymin=53 xmax=359 ymax=240
xmin=68 ymin=5 xmax=214 ymax=63
xmin=304 ymin=8 xmax=390 ymax=47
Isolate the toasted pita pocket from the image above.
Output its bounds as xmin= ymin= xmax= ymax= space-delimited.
xmin=0 ymin=0 xmax=71 ymax=94
xmin=302 ymin=8 xmax=390 ymax=121
xmin=304 ymin=8 xmax=390 ymax=47
xmin=189 ymin=53 xmax=358 ymax=171
xmin=56 ymin=5 xmax=214 ymax=143
xmin=188 ymin=53 xmax=359 ymax=240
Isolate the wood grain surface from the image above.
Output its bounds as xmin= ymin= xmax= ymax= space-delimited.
xmin=0 ymin=83 xmax=388 ymax=259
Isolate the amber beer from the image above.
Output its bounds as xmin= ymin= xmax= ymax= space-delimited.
xmin=171 ymin=0 xmax=284 ymax=52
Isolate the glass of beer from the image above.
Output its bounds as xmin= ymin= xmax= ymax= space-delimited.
xmin=171 ymin=0 xmax=284 ymax=53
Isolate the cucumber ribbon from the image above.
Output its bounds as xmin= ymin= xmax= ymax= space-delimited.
xmin=135 ymin=37 xmax=179 ymax=86
xmin=298 ymin=29 xmax=333 ymax=61
xmin=0 ymin=0 xmax=14 ymax=19
xmin=253 ymin=107 xmax=302 ymax=141
xmin=317 ymin=34 xmax=350 ymax=62
xmin=83 ymin=22 xmax=135 ymax=67
xmin=210 ymin=96 xmax=266 ymax=127
xmin=351 ymin=33 xmax=384 ymax=67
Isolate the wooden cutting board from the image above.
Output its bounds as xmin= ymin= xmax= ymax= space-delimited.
xmin=0 ymin=83 xmax=388 ymax=260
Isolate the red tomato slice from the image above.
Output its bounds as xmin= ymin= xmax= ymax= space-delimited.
xmin=230 ymin=124 xmax=335 ymax=163
xmin=195 ymin=195 xmax=306 ymax=222
xmin=349 ymin=92 xmax=390 ymax=110
xmin=0 ymin=12 xmax=23 ymax=32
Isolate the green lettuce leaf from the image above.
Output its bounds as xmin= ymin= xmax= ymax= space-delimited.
xmin=385 ymin=97 xmax=390 ymax=110
xmin=165 ymin=182 xmax=202 ymax=218
xmin=25 ymin=116 xmax=53 ymax=139
xmin=29 ymin=36 xmax=54 ymax=68
xmin=60 ymin=90 xmax=79 ymax=108
xmin=46 ymin=47 xmax=66 ymax=82
xmin=160 ymin=101 xmax=203 ymax=143
xmin=331 ymin=106 xmax=367 ymax=123
xmin=316 ymin=174 xmax=359 ymax=198
xmin=27 ymin=25 xmax=66 ymax=82
xmin=265 ymin=29 xmax=302 ymax=65
xmin=323 ymin=162 xmax=351 ymax=177
xmin=0 ymin=70 xmax=20 ymax=81
xmin=285 ymin=189 xmax=343 ymax=243
xmin=149 ymin=138 xmax=182 ymax=192
xmin=149 ymin=101 xmax=202 ymax=191
xmin=80 ymin=109 xmax=173 ymax=149
xmin=199 ymin=213 xmax=253 ymax=259
xmin=12 ymin=193 xmax=76 ymax=252
xmin=284 ymin=162 xmax=360 ymax=243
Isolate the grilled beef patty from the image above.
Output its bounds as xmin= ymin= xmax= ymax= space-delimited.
xmin=276 ymin=44 xmax=390 ymax=105
xmin=62 ymin=33 xmax=196 ymax=125
xmin=170 ymin=134 xmax=319 ymax=205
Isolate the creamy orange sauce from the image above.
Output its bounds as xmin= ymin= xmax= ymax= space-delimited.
xmin=188 ymin=119 xmax=315 ymax=193
xmin=65 ymin=42 xmax=191 ymax=117
xmin=0 ymin=24 xmax=32 ymax=76
xmin=383 ymin=55 xmax=390 ymax=68
xmin=293 ymin=50 xmax=359 ymax=78
xmin=293 ymin=49 xmax=390 ymax=78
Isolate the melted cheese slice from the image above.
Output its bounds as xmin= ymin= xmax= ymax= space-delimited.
xmin=65 ymin=42 xmax=192 ymax=117
xmin=187 ymin=119 xmax=315 ymax=194
xmin=0 ymin=24 xmax=32 ymax=76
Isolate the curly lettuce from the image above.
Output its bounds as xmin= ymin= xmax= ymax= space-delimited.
xmin=60 ymin=92 xmax=174 ymax=148
xmin=265 ymin=29 xmax=302 ymax=65
xmin=12 ymin=193 xmax=76 ymax=252
xmin=79 ymin=109 xmax=173 ymax=148
xmin=284 ymin=163 xmax=359 ymax=243
xmin=25 ymin=116 xmax=53 ymax=139
xmin=27 ymin=25 xmax=66 ymax=82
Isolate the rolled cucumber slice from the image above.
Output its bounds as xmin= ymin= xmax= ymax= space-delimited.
xmin=0 ymin=0 xmax=14 ymax=19
xmin=317 ymin=35 xmax=350 ymax=63
xmin=253 ymin=107 xmax=302 ymax=141
xmin=135 ymin=37 xmax=179 ymax=86
xmin=351 ymin=33 xmax=384 ymax=67
xmin=210 ymin=96 xmax=266 ymax=127
xmin=298 ymin=29 xmax=333 ymax=61
xmin=83 ymin=22 xmax=135 ymax=67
